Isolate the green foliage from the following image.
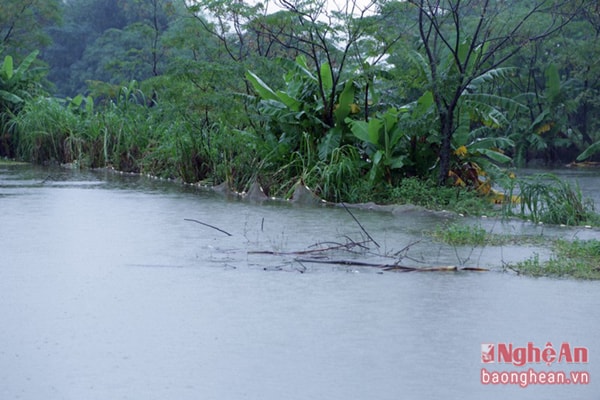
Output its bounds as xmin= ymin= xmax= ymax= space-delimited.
xmin=246 ymin=56 xmax=359 ymax=174
xmin=406 ymin=0 xmax=577 ymax=183
xmin=0 ymin=0 xmax=61 ymax=55
xmin=0 ymin=49 xmax=48 ymax=157
xmin=247 ymin=56 xmax=333 ymax=136
xmin=431 ymin=223 xmax=488 ymax=247
xmin=6 ymin=0 xmax=600 ymax=220
xmin=45 ymin=0 xmax=183 ymax=96
xmin=387 ymin=177 xmax=495 ymax=215
xmin=448 ymin=67 xmax=519 ymax=173
xmin=501 ymin=173 xmax=599 ymax=226
xmin=12 ymin=97 xmax=83 ymax=164
xmin=508 ymin=240 xmax=600 ymax=280
xmin=0 ymin=50 xmax=43 ymax=110
xmin=577 ymin=141 xmax=600 ymax=162
xmin=347 ymin=107 xmax=407 ymax=184
xmin=511 ymin=63 xmax=582 ymax=166
xmin=303 ymin=145 xmax=364 ymax=203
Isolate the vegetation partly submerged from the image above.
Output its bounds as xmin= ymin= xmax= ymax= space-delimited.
xmin=2 ymin=0 xmax=600 ymax=239
xmin=508 ymin=240 xmax=600 ymax=280
xmin=429 ymin=222 xmax=600 ymax=280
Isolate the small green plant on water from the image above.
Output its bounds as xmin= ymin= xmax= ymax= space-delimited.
xmin=429 ymin=221 xmax=552 ymax=247
xmin=431 ymin=223 xmax=489 ymax=246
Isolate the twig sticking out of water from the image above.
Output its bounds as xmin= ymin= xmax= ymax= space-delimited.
xmin=393 ymin=239 xmax=426 ymax=264
xmin=341 ymin=202 xmax=380 ymax=248
xmin=185 ymin=218 xmax=233 ymax=236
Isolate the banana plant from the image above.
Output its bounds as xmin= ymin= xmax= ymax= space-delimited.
xmin=577 ymin=140 xmax=600 ymax=162
xmin=347 ymin=106 xmax=408 ymax=184
xmin=514 ymin=63 xmax=581 ymax=165
xmin=246 ymin=55 xmax=358 ymax=161
xmin=0 ymin=50 xmax=42 ymax=112
xmin=0 ymin=49 xmax=45 ymax=157
xmin=448 ymin=74 xmax=518 ymax=193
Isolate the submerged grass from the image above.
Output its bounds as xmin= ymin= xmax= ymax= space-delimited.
xmin=428 ymin=222 xmax=549 ymax=247
xmin=431 ymin=223 xmax=489 ymax=246
xmin=507 ymin=239 xmax=600 ymax=280
xmin=430 ymin=222 xmax=600 ymax=280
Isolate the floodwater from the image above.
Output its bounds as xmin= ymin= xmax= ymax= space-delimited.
xmin=1 ymin=163 xmax=599 ymax=400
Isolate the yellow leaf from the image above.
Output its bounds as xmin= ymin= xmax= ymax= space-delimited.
xmin=536 ymin=122 xmax=553 ymax=134
xmin=454 ymin=145 xmax=468 ymax=157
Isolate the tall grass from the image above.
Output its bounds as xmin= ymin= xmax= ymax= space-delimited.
xmin=12 ymin=97 xmax=83 ymax=164
xmin=501 ymin=173 xmax=598 ymax=226
xmin=292 ymin=145 xmax=365 ymax=202
xmin=10 ymin=91 xmax=264 ymax=189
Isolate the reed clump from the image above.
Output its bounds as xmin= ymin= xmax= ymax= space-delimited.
xmin=501 ymin=173 xmax=599 ymax=227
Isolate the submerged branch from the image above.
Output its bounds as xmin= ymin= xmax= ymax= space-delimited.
xmin=293 ymin=258 xmax=489 ymax=272
xmin=249 ymin=239 xmax=372 ymax=256
xmin=185 ymin=218 xmax=233 ymax=236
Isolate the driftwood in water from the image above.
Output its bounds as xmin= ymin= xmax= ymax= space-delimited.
xmin=188 ymin=184 xmax=489 ymax=273
xmin=246 ymin=223 xmax=488 ymax=273
xmin=293 ymin=258 xmax=489 ymax=272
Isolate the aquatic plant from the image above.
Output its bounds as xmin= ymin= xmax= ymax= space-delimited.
xmin=431 ymin=223 xmax=488 ymax=247
xmin=507 ymin=239 xmax=600 ymax=280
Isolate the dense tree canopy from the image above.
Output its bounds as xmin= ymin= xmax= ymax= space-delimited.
xmin=0 ymin=0 xmax=62 ymax=58
xmin=2 ymin=0 xmax=600 ymax=200
xmin=405 ymin=0 xmax=582 ymax=183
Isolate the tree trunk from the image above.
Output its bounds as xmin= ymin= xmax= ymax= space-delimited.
xmin=437 ymin=109 xmax=454 ymax=186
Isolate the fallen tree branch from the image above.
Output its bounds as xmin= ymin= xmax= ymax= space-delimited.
xmin=293 ymin=258 xmax=489 ymax=272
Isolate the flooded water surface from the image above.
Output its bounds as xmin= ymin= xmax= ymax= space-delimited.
xmin=1 ymin=164 xmax=599 ymax=400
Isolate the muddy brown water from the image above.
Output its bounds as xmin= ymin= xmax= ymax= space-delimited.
xmin=1 ymin=163 xmax=598 ymax=399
